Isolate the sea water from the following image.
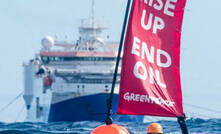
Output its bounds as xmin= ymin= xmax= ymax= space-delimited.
xmin=0 ymin=118 xmax=220 ymax=134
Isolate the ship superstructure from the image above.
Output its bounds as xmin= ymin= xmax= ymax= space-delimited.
xmin=23 ymin=0 xmax=144 ymax=122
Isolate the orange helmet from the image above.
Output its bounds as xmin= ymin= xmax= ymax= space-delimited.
xmin=147 ymin=123 xmax=163 ymax=134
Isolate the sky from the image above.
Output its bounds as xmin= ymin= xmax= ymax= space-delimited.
xmin=0 ymin=0 xmax=221 ymax=122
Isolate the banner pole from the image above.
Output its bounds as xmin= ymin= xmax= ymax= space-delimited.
xmin=177 ymin=115 xmax=189 ymax=134
xmin=105 ymin=0 xmax=132 ymax=125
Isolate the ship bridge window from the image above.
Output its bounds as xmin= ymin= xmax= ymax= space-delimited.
xmin=54 ymin=57 xmax=61 ymax=61
xmin=41 ymin=56 xmax=120 ymax=63
xmin=41 ymin=56 xmax=49 ymax=63
xmin=41 ymin=56 xmax=63 ymax=63
xmin=49 ymin=57 xmax=54 ymax=61
xmin=62 ymin=57 xmax=118 ymax=61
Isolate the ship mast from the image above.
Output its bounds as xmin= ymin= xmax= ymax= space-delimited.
xmin=78 ymin=0 xmax=106 ymax=51
xmin=91 ymin=0 xmax=96 ymax=38
xmin=92 ymin=0 xmax=95 ymax=28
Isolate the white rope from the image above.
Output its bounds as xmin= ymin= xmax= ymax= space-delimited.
xmin=0 ymin=92 xmax=23 ymax=113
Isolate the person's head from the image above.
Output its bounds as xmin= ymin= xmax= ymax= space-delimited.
xmin=147 ymin=123 xmax=163 ymax=134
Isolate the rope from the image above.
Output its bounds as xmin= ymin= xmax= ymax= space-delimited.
xmin=186 ymin=111 xmax=214 ymax=119
xmin=0 ymin=92 xmax=23 ymax=113
xmin=184 ymin=103 xmax=221 ymax=114
xmin=15 ymin=104 xmax=25 ymax=122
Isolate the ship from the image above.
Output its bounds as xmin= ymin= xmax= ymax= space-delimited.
xmin=22 ymin=0 xmax=144 ymax=122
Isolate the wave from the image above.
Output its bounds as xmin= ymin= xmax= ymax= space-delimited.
xmin=0 ymin=118 xmax=220 ymax=134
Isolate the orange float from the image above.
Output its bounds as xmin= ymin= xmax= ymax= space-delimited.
xmin=91 ymin=124 xmax=129 ymax=134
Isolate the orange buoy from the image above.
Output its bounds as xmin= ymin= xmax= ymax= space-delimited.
xmin=147 ymin=123 xmax=163 ymax=134
xmin=91 ymin=124 xmax=129 ymax=134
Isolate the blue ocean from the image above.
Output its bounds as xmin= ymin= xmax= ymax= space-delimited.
xmin=0 ymin=118 xmax=220 ymax=134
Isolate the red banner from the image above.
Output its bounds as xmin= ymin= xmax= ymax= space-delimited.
xmin=117 ymin=0 xmax=186 ymax=117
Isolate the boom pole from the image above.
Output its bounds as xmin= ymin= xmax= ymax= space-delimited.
xmin=105 ymin=0 xmax=132 ymax=125
xmin=177 ymin=115 xmax=189 ymax=134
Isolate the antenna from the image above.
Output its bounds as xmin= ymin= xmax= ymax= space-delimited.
xmin=91 ymin=0 xmax=96 ymax=40
xmin=91 ymin=0 xmax=95 ymax=28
